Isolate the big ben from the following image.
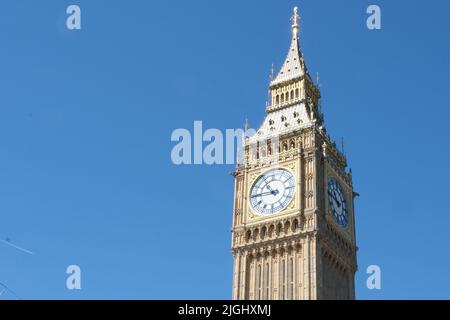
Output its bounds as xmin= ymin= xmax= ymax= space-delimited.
xmin=231 ymin=7 xmax=358 ymax=300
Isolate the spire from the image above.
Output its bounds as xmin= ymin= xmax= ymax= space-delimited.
xmin=291 ymin=6 xmax=300 ymax=38
xmin=250 ymin=5 xmax=323 ymax=144
xmin=270 ymin=6 xmax=309 ymax=87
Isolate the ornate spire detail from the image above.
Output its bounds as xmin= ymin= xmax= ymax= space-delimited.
xmin=291 ymin=6 xmax=300 ymax=38
xmin=270 ymin=6 xmax=309 ymax=87
xmin=250 ymin=5 xmax=323 ymax=144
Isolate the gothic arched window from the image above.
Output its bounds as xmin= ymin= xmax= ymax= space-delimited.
xmin=284 ymin=221 xmax=291 ymax=234
xmin=292 ymin=219 xmax=299 ymax=231
xmin=276 ymin=223 xmax=283 ymax=235
xmin=261 ymin=226 xmax=267 ymax=240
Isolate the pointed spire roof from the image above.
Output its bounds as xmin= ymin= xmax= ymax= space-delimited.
xmin=270 ymin=7 xmax=310 ymax=87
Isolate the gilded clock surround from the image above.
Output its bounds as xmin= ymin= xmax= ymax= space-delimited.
xmin=231 ymin=7 xmax=358 ymax=300
xmin=247 ymin=164 xmax=298 ymax=220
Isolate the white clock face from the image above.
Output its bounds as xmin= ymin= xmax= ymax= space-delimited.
xmin=250 ymin=169 xmax=295 ymax=215
xmin=327 ymin=177 xmax=349 ymax=228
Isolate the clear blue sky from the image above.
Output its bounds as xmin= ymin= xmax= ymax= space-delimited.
xmin=0 ymin=0 xmax=449 ymax=300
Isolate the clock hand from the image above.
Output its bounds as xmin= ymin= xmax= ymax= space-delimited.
xmin=251 ymin=191 xmax=276 ymax=198
xmin=330 ymin=191 xmax=341 ymax=208
xmin=334 ymin=198 xmax=341 ymax=208
xmin=265 ymin=184 xmax=280 ymax=196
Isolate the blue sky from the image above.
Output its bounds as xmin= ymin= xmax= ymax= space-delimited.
xmin=0 ymin=0 xmax=449 ymax=299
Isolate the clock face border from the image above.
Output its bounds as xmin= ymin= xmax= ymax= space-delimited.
xmin=327 ymin=176 xmax=349 ymax=229
xmin=249 ymin=167 xmax=296 ymax=217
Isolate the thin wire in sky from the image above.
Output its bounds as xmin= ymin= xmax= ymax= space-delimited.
xmin=0 ymin=238 xmax=34 ymax=255
xmin=0 ymin=282 xmax=22 ymax=300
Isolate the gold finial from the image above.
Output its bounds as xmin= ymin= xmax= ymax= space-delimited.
xmin=291 ymin=6 xmax=300 ymax=37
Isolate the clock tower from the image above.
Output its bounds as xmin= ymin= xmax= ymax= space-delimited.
xmin=231 ymin=7 xmax=358 ymax=300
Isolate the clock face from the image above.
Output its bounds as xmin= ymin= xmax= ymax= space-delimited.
xmin=250 ymin=169 xmax=295 ymax=215
xmin=327 ymin=177 xmax=349 ymax=228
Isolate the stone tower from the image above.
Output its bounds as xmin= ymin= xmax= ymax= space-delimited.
xmin=231 ymin=7 xmax=358 ymax=300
